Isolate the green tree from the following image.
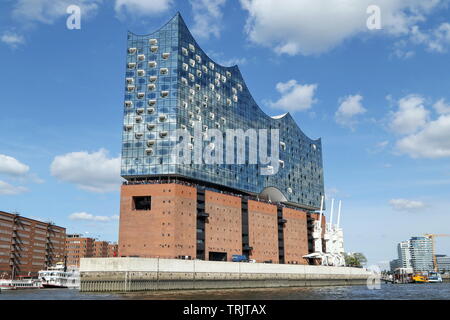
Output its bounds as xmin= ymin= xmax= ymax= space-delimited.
xmin=344 ymin=252 xmax=367 ymax=268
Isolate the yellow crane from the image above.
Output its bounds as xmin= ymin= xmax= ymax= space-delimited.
xmin=424 ymin=234 xmax=450 ymax=272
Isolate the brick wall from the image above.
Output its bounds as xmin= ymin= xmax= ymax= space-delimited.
xmin=119 ymin=183 xmax=197 ymax=259
xmin=247 ymin=200 xmax=279 ymax=263
xmin=204 ymin=191 xmax=242 ymax=261
xmin=0 ymin=211 xmax=66 ymax=277
xmin=282 ymin=207 xmax=308 ymax=265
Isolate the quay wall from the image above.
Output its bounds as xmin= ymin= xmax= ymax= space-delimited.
xmin=79 ymin=258 xmax=371 ymax=292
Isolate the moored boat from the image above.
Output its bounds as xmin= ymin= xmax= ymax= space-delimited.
xmin=38 ymin=262 xmax=80 ymax=289
xmin=428 ymin=272 xmax=443 ymax=283
xmin=0 ymin=278 xmax=42 ymax=290
xmin=412 ymin=273 xmax=428 ymax=283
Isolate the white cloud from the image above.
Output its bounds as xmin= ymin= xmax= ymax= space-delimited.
xmin=392 ymin=39 xmax=416 ymax=59
xmin=393 ymin=22 xmax=450 ymax=57
xmin=433 ymin=99 xmax=450 ymax=115
xmin=367 ymin=140 xmax=389 ymax=154
xmin=325 ymin=187 xmax=339 ymax=200
xmin=219 ymin=57 xmax=247 ymax=67
xmin=0 ymin=154 xmax=30 ymax=176
xmin=12 ymin=0 xmax=102 ymax=25
xmin=240 ymin=0 xmax=442 ymax=56
xmin=335 ymin=94 xmax=367 ymax=129
xmin=1 ymin=32 xmax=25 ymax=48
xmin=389 ymin=198 xmax=426 ymax=212
xmin=69 ymin=212 xmax=118 ymax=222
xmin=389 ymin=95 xmax=429 ymax=135
xmin=390 ymin=96 xmax=450 ymax=159
xmin=269 ymin=80 xmax=317 ymax=112
xmin=410 ymin=23 xmax=450 ymax=53
xmin=207 ymin=50 xmax=247 ymax=67
xmin=377 ymin=141 xmax=389 ymax=149
xmin=50 ymin=149 xmax=121 ymax=193
xmin=0 ymin=181 xmax=28 ymax=195
xmin=396 ymin=113 xmax=450 ymax=158
xmin=114 ymin=0 xmax=173 ymax=17
xmin=190 ymin=0 xmax=226 ymax=39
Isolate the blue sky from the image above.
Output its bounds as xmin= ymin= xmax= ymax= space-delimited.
xmin=1 ymin=0 xmax=450 ymax=268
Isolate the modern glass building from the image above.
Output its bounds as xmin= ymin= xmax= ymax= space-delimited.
xmin=397 ymin=240 xmax=412 ymax=269
xmin=121 ymin=13 xmax=324 ymax=209
xmin=389 ymin=258 xmax=402 ymax=272
xmin=436 ymin=255 xmax=450 ymax=273
xmin=409 ymin=237 xmax=433 ymax=272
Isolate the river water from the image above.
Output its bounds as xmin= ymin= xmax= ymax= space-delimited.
xmin=1 ymin=283 xmax=449 ymax=300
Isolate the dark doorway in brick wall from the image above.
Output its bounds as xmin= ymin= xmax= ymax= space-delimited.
xmin=209 ymin=252 xmax=227 ymax=261
xmin=133 ymin=196 xmax=151 ymax=210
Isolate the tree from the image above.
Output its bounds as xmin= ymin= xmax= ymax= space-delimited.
xmin=345 ymin=252 xmax=367 ymax=268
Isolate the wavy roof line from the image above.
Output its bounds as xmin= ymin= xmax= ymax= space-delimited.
xmin=129 ymin=12 xmax=321 ymax=143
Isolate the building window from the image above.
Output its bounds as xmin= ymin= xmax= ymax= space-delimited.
xmin=132 ymin=196 xmax=151 ymax=210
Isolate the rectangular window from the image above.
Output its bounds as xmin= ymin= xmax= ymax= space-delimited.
xmin=132 ymin=196 xmax=151 ymax=211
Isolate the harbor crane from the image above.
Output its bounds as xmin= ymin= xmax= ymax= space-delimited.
xmin=424 ymin=234 xmax=450 ymax=272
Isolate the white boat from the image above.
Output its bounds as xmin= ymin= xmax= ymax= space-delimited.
xmin=0 ymin=278 xmax=42 ymax=290
xmin=428 ymin=272 xmax=443 ymax=283
xmin=38 ymin=262 xmax=80 ymax=289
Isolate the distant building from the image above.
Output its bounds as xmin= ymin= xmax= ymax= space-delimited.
xmin=65 ymin=234 xmax=117 ymax=267
xmin=93 ymin=241 xmax=109 ymax=258
xmin=409 ymin=236 xmax=433 ymax=272
xmin=395 ymin=237 xmax=434 ymax=273
xmin=107 ymin=243 xmax=118 ymax=257
xmin=436 ymin=255 xmax=450 ymax=273
xmin=390 ymin=259 xmax=402 ymax=272
xmin=397 ymin=241 xmax=412 ymax=269
xmin=65 ymin=234 xmax=95 ymax=267
xmin=0 ymin=211 xmax=66 ymax=278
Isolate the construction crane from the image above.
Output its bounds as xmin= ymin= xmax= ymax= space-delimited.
xmin=424 ymin=234 xmax=450 ymax=272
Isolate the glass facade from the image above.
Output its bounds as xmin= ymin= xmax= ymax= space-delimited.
xmin=436 ymin=255 xmax=450 ymax=273
xmin=121 ymin=13 xmax=325 ymax=209
xmin=409 ymin=237 xmax=433 ymax=272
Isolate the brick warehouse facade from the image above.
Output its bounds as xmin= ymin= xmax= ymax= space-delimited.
xmin=119 ymin=183 xmax=197 ymax=259
xmin=0 ymin=211 xmax=66 ymax=277
xmin=118 ymin=181 xmax=325 ymax=264
xmin=204 ymin=190 xmax=242 ymax=261
xmin=247 ymin=200 xmax=279 ymax=263
xmin=66 ymin=234 xmax=119 ymax=267
xmin=66 ymin=234 xmax=94 ymax=267
xmin=282 ymin=207 xmax=309 ymax=265
xmin=94 ymin=241 xmax=109 ymax=258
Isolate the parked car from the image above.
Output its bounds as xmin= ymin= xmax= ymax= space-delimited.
xmin=232 ymin=255 xmax=248 ymax=262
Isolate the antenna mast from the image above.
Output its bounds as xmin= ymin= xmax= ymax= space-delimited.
xmin=329 ymin=198 xmax=334 ymax=231
xmin=337 ymin=200 xmax=342 ymax=228
xmin=318 ymin=195 xmax=324 ymax=229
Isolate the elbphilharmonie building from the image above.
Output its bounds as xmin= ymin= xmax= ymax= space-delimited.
xmin=119 ymin=13 xmax=326 ymax=264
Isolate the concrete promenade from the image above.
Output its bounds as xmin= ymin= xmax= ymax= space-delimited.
xmin=80 ymin=258 xmax=372 ymax=292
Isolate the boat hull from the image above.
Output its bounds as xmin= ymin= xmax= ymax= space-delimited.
xmin=42 ymin=283 xmax=68 ymax=289
xmin=0 ymin=286 xmax=16 ymax=290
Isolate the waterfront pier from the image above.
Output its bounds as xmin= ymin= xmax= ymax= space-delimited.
xmin=80 ymin=258 xmax=371 ymax=292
